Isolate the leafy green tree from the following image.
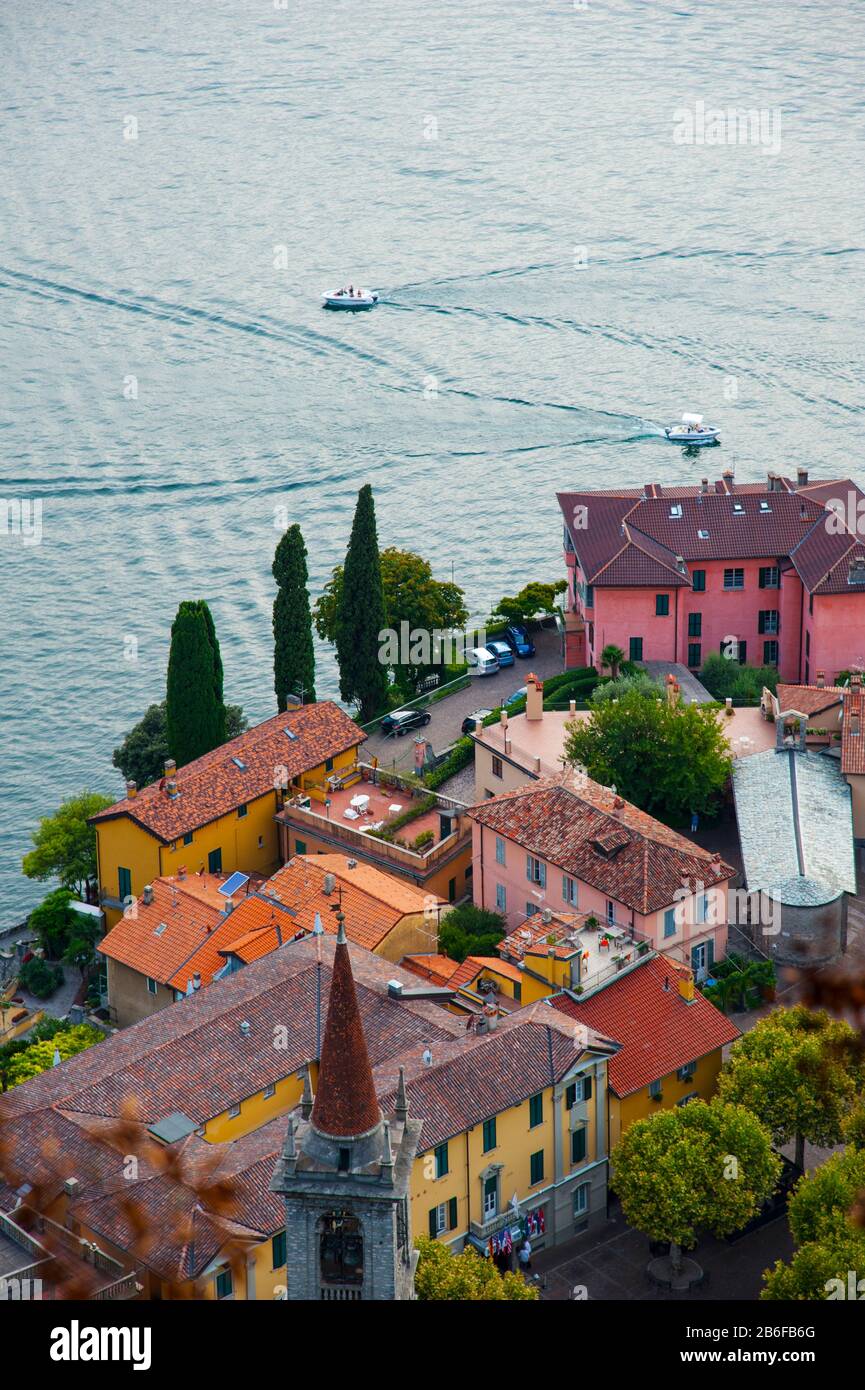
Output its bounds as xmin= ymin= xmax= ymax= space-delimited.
xmin=612 ymin=1099 xmax=780 ymax=1274
xmin=600 ymin=644 xmax=626 ymax=680
xmin=564 ymin=689 xmax=731 ymax=825
xmin=22 ymin=790 xmax=112 ymax=896
xmin=414 ymin=1236 xmax=538 ymax=1300
xmin=165 ymin=600 xmax=228 ymax=766
xmin=591 ymin=671 xmax=661 ymax=704
xmin=113 ymin=701 xmax=246 ymax=788
xmin=700 ymin=653 xmax=779 ymax=702
xmin=762 ymin=1148 xmax=865 ymax=1300
xmin=62 ymin=915 xmax=103 ymax=981
xmin=328 ymin=486 xmax=389 ymax=721
xmin=491 ymin=580 xmax=565 ymax=626
xmin=316 ymin=546 xmax=468 ymax=696
xmin=18 ymin=957 xmax=64 ymax=1000
xmin=0 ymin=1018 xmax=72 ymax=1092
xmin=27 ymin=887 xmax=80 ymax=959
xmin=439 ymin=904 xmax=507 ymax=963
xmin=6 ymin=1024 xmax=104 ymax=1088
xmin=718 ymin=1006 xmax=865 ymax=1172
xmin=272 ymin=524 xmax=316 ymax=711
xmin=843 ymin=1102 xmax=865 ymax=1151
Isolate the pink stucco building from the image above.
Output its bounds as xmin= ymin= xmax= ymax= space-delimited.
xmin=558 ymin=470 xmax=865 ymax=684
xmin=468 ymin=771 xmax=734 ymax=981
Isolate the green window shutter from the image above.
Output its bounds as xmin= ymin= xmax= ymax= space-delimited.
xmin=448 ymin=1196 xmax=458 ymax=1230
xmin=428 ymin=1207 xmax=438 ymax=1239
xmin=584 ymin=1075 xmax=592 ymax=1100
xmin=571 ymin=1128 xmax=587 ymax=1164
xmin=707 ymin=938 xmax=714 ymax=968
xmin=565 ymin=1083 xmax=576 ymax=1110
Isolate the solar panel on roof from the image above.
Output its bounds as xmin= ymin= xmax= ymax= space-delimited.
xmin=219 ymin=871 xmax=249 ymax=897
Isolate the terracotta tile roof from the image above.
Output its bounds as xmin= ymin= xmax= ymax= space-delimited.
xmin=90 ymin=702 xmax=365 ymax=843
xmin=376 ymin=1002 xmax=618 ymax=1150
xmin=776 ymin=684 xmax=844 ymax=717
xmin=552 ymin=955 xmax=740 ymax=1096
xmin=501 ymin=910 xmax=592 ymax=962
xmin=401 ymin=954 xmax=463 ymax=986
xmin=558 ymin=478 xmax=850 ymax=588
xmin=98 ymin=877 xmax=225 ymax=984
xmin=99 ymin=851 xmax=441 ymax=994
xmin=311 ymin=924 xmax=381 ymax=1138
xmin=468 ymin=772 xmax=734 ymax=915
xmin=841 ymin=679 xmax=865 ymax=775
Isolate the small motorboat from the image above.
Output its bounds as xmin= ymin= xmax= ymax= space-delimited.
xmin=664 ymin=412 xmax=720 ymax=445
xmin=323 ymin=286 xmax=379 ymax=310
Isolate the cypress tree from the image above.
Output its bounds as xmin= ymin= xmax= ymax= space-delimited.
xmin=335 ymin=484 xmax=388 ymax=721
xmin=272 ymin=524 xmax=316 ymax=710
xmin=165 ymin=600 xmax=227 ymax=767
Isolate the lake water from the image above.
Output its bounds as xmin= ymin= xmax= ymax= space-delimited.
xmin=1 ymin=0 xmax=863 ymax=927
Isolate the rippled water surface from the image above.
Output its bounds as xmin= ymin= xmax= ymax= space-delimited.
xmin=1 ymin=1 xmax=863 ymax=925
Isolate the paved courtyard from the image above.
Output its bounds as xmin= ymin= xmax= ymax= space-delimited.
xmin=531 ymin=1203 xmax=794 ymax=1302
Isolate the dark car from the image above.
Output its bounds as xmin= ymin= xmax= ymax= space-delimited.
xmin=380 ymin=708 xmax=432 ymax=737
xmin=503 ymin=623 xmax=535 ymax=657
xmin=461 ymin=708 xmax=493 ymax=735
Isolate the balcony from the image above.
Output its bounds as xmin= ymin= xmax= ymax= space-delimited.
xmin=470 ymin=1208 xmax=521 ymax=1242
xmin=278 ymin=763 xmax=470 ymax=877
xmin=3 ymin=1207 xmax=142 ymax=1300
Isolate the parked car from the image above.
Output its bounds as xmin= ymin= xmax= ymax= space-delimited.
xmin=466 ymin=646 xmax=500 ymax=676
xmin=504 ymin=686 xmax=527 ymax=707
xmin=503 ymin=623 xmax=535 ymax=657
xmin=380 ymin=708 xmax=432 ymax=737
xmin=487 ymin=639 xmax=515 ymax=669
xmin=461 ymin=708 xmax=493 ymax=735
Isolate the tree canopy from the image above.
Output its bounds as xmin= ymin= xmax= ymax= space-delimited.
xmin=490 ymin=580 xmax=565 ymax=626
xmin=22 ymin=790 xmax=112 ymax=896
xmin=564 ymin=687 xmax=732 ymax=825
xmin=165 ymin=600 xmax=228 ymax=766
xmin=438 ymin=904 xmax=507 ymax=963
xmin=612 ymin=1098 xmax=780 ymax=1252
xmin=718 ymin=1006 xmax=865 ymax=1171
xmin=316 ymin=545 xmax=468 ymax=696
xmin=761 ymin=1148 xmax=865 ymax=1300
xmin=324 ymin=486 xmax=389 ymax=720
xmin=27 ymin=887 xmax=82 ymax=959
xmin=113 ymin=700 xmax=246 ymax=789
xmin=414 ymin=1236 xmax=538 ymax=1300
xmin=4 ymin=1024 xmax=104 ymax=1089
xmin=273 ymin=524 xmax=316 ymax=710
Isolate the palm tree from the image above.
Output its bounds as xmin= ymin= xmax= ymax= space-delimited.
xmin=600 ymin=644 xmax=626 ymax=679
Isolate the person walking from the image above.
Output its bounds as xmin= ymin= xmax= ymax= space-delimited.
xmin=690 ymin=810 xmax=699 ymax=834
xmin=518 ymin=1238 xmax=532 ymax=1274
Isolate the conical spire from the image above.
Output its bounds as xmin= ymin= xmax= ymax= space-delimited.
xmin=395 ymin=1066 xmax=409 ymax=1124
xmin=310 ymin=912 xmax=381 ymax=1139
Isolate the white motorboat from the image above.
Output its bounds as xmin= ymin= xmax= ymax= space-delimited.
xmin=664 ymin=412 xmax=720 ymax=445
xmin=323 ymin=287 xmax=379 ymax=310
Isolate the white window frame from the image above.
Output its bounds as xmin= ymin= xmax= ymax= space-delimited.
xmin=573 ymin=1182 xmax=590 ymax=1216
xmin=146 ymin=977 xmax=158 ymax=996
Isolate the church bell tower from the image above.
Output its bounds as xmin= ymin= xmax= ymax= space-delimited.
xmin=270 ymin=913 xmax=421 ymax=1300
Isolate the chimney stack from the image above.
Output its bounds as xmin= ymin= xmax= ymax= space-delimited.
xmin=797 ymin=468 xmax=809 ymax=488
xmin=700 ymin=478 xmax=709 ymax=494
xmin=164 ymin=758 xmax=176 ymax=780
xmin=816 ymin=670 xmax=825 ymax=688
xmin=142 ymin=884 xmax=153 ymax=906
xmin=526 ymin=673 xmax=544 ymax=722
xmin=767 ymin=472 xmax=776 ymax=492
xmin=126 ymin=780 xmax=137 ymax=800
xmin=193 ymin=973 xmax=201 ymax=991
xmin=569 ymin=699 xmax=576 ymax=716
xmin=323 ymin=873 xmax=335 ymax=895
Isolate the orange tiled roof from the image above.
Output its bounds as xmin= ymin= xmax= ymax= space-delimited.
xmin=90 ymin=702 xmax=365 ymax=843
xmin=401 ymin=954 xmax=463 ymax=986
xmin=259 ymin=856 xmax=442 ymax=953
xmin=98 ymin=877 xmax=225 ymax=985
xmin=469 ymin=771 xmax=734 ymax=915
xmin=448 ymin=955 xmax=524 ymax=990
xmin=777 ymin=683 xmax=844 ymax=717
xmin=553 ymin=955 xmax=740 ymax=1096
